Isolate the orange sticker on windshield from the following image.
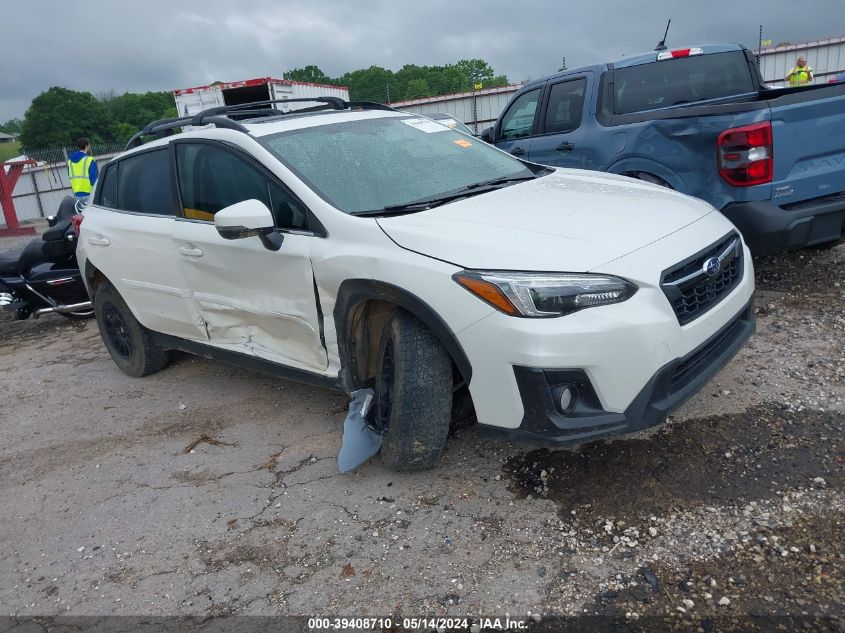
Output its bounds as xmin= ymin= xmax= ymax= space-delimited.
xmin=454 ymin=139 xmax=473 ymax=148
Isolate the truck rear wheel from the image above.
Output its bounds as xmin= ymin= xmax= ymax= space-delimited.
xmin=375 ymin=309 xmax=453 ymax=471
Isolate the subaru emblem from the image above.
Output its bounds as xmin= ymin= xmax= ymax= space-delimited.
xmin=703 ymin=257 xmax=721 ymax=277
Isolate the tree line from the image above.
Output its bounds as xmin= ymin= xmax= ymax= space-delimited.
xmin=284 ymin=59 xmax=509 ymax=103
xmin=6 ymin=58 xmax=509 ymax=150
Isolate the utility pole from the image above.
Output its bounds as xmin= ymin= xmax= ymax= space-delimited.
xmin=386 ymin=83 xmax=391 ymax=103
xmin=757 ymin=25 xmax=763 ymax=68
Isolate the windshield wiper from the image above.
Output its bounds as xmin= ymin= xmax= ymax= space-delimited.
xmin=353 ymin=173 xmax=540 ymax=217
xmin=464 ymin=174 xmax=538 ymax=189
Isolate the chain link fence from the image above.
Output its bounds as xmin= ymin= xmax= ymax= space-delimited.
xmin=1 ymin=144 xmax=124 ymax=227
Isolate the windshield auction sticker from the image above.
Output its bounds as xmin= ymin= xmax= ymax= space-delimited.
xmin=400 ymin=118 xmax=449 ymax=133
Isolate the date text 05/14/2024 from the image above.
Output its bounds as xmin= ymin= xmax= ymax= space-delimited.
xmin=307 ymin=616 xmax=531 ymax=630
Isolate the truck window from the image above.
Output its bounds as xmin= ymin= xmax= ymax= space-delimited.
xmin=544 ymin=78 xmax=587 ymax=134
xmin=500 ymin=88 xmax=541 ymax=140
xmin=613 ymin=51 xmax=755 ymax=115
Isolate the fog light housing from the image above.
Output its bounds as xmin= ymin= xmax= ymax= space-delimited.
xmin=552 ymin=384 xmax=577 ymax=414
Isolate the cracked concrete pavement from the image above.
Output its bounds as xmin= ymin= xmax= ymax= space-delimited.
xmin=0 ymin=234 xmax=842 ymax=622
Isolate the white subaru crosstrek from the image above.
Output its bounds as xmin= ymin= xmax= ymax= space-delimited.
xmin=77 ymin=98 xmax=755 ymax=471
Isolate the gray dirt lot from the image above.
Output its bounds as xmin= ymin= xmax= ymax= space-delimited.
xmin=0 ymin=229 xmax=842 ymax=624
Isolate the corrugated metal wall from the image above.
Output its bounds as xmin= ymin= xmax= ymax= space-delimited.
xmin=270 ymin=82 xmax=350 ymax=110
xmin=390 ymin=85 xmax=523 ymax=133
xmin=756 ymin=36 xmax=845 ymax=86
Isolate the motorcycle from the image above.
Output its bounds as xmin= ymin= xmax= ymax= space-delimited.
xmin=0 ymin=196 xmax=93 ymax=320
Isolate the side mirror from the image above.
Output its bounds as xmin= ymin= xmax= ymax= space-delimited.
xmin=214 ymin=199 xmax=283 ymax=251
xmin=480 ymin=127 xmax=495 ymax=144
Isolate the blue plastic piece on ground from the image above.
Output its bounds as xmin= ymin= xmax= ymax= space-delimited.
xmin=337 ymin=389 xmax=382 ymax=473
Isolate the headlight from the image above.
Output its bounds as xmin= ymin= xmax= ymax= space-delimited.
xmin=453 ymin=271 xmax=638 ymax=317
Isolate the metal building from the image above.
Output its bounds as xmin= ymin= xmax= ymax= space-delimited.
xmin=755 ymin=35 xmax=845 ymax=86
xmin=389 ymin=84 xmax=523 ymax=134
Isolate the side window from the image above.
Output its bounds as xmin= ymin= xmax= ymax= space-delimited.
xmin=97 ymin=163 xmax=118 ymax=208
xmin=499 ymin=89 xmax=541 ymax=141
xmin=543 ymin=78 xmax=587 ymax=134
xmin=176 ymin=144 xmax=269 ymax=222
xmin=115 ymin=149 xmax=174 ymax=215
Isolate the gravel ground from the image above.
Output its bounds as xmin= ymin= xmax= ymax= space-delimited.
xmin=0 ymin=231 xmax=842 ymax=629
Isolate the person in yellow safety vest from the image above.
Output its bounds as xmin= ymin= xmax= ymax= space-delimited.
xmin=67 ymin=137 xmax=98 ymax=197
xmin=785 ymin=57 xmax=814 ymax=87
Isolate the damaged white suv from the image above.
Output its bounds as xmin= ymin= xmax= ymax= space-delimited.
xmin=78 ymin=98 xmax=755 ymax=471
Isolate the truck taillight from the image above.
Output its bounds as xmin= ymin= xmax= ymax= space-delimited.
xmin=717 ymin=122 xmax=773 ymax=187
xmin=71 ymin=213 xmax=84 ymax=235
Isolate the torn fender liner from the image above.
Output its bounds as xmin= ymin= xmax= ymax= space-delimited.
xmin=337 ymin=389 xmax=383 ymax=473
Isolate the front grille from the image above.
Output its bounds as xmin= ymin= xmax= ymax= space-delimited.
xmin=661 ymin=232 xmax=743 ymax=325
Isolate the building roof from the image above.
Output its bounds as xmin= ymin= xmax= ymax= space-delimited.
xmin=0 ymin=132 xmax=18 ymax=140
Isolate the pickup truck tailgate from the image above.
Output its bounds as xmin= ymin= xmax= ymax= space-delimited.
xmin=771 ymin=88 xmax=845 ymax=204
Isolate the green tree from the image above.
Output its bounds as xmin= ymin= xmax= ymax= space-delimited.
xmin=284 ymin=65 xmax=335 ymax=84
xmin=453 ymin=59 xmax=498 ymax=90
xmin=104 ymin=91 xmax=177 ymax=131
xmin=338 ymin=66 xmax=396 ymax=102
xmin=0 ymin=118 xmax=23 ymax=135
xmin=19 ymin=87 xmax=113 ymax=149
xmin=403 ymin=78 xmax=433 ymax=100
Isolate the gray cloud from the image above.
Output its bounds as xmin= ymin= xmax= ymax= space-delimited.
xmin=2 ymin=0 xmax=842 ymax=120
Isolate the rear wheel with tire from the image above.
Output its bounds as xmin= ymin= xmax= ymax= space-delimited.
xmin=375 ymin=309 xmax=453 ymax=471
xmin=93 ymin=281 xmax=169 ymax=377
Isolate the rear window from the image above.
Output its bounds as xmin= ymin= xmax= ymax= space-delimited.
xmin=612 ymin=51 xmax=755 ymax=115
xmin=115 ymin=149 xmax=174 ymax=215
xmin=97 ymin=163 xmax=118 ymax=208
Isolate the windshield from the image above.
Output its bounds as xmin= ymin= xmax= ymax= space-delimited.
xmin=263 ymin=116 xmax=533 ymax=214
xmin=427 ymin=114 xmax=474 ymax=135
xmin=613 ymin=51 xmax=755 ymax=114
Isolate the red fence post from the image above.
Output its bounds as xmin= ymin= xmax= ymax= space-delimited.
xmin=0 ymin=160 xmax=37 ymax=237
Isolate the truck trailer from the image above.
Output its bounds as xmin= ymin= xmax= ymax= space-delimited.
xmin=173 ymin=77 xmax=350 ymax=117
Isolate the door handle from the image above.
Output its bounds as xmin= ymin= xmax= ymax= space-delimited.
xmin=178 ymin=246 xmax=204 ymax=258
xmin=87 ymin=237 xmax=110 ymax=246
xmin=510 ymin=147 xmax=525 ymax=156
xmin=556 ymin=141 xmax=576 ymax=152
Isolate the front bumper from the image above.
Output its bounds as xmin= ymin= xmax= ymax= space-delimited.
xmin=722 ymin=195 xmax=845 ymax=255
xmin=476 ymin=299 xmax=754 ymax=446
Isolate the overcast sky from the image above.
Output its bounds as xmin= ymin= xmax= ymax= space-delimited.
xmin=2 ymin=0 xmax=842 ymax=121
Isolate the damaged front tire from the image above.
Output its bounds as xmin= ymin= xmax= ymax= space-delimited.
xmin=375 ymin=309 xmax=453 ymax=471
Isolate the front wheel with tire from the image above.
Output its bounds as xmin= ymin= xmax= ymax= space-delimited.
xmin=93 ymin=281 xmax=169 ymax=377
xmin=375 ymin=309 xmax=453 ymax=471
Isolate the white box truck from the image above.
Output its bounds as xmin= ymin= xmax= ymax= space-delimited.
xmin=173 ymin=77 xmax=350 ymax=117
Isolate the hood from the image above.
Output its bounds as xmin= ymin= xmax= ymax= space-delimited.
xmin=377 ymin=169 xmax=714 ymax=272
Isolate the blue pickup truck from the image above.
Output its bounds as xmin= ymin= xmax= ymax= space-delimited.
xmin=481 ymin=44 xmax=845 ymax=254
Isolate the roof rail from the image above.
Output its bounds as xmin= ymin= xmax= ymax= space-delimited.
xmin=124 ymin=115 xmax=248 ymax=150
xmin=124 ymin=97 xmax=397 ymax=150
xmin=190 ymin=97 xmax=348 ymax=125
